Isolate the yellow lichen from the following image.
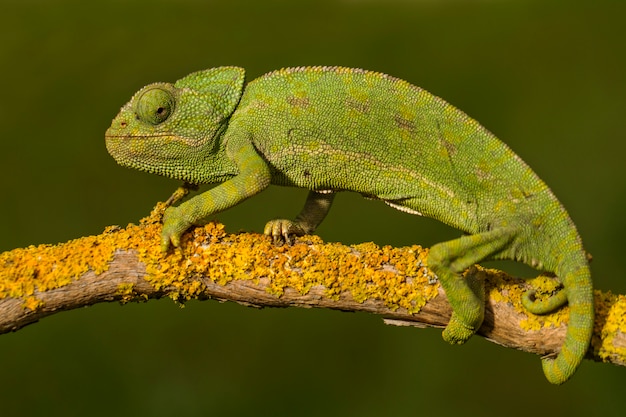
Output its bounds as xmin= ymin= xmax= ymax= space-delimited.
xmin=100 ymin=212 xmax=437 ymax=313
xmin=0 ymin=198 xmax=432 ymax=313
xmin=0 ymin=202 xmax=165 ymax=306
xmin=592 ymin=291 xmax=626 ymax=363
xmin=2 ymin=199 xmax=624 ymax=370
xmin=0 ymin=232 xmax=117 ymax=299
xmin=116 ymin=283 xmax=145 ymax=303
xmin=22 ymin=296 xmax=44 ymax=311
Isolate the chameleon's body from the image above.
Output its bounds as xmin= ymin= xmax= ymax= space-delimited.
xmin=105 ymin=66 xmax=593 ymax=384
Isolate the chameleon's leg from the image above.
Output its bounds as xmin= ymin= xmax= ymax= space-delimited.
xmin=161 ymin=141 xmax=271 ymax=251
xmin=428 ymin=228 xmax=515 ymax=344
xmin=264 ymin=191 xmax=335 ymax=244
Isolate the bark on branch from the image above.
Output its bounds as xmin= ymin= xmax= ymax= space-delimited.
xmin=1 ymin=204 xmax=624 ymax=369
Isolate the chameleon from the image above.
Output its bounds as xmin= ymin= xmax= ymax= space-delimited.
xmin=105 ymin=66 xmax=593 ymax=384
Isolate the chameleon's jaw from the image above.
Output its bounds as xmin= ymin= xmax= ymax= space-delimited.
xmin=105 ymin=134 xmax=151 ymax=172
xmin=105 ymin=132 xmax=232 ymax=184
xmin=105 ymin=133 xmax=176 ymax=173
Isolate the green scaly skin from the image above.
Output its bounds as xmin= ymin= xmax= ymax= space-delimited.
xmin=105 ymin=66 xmax=594 ymax=384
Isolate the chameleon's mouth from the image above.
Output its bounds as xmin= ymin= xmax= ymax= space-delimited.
xmin=104 ymin=130 xmax=175 ymax=140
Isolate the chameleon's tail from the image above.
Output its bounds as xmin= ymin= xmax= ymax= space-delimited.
xmin=539 ymin=258 xmax=594 ymax=384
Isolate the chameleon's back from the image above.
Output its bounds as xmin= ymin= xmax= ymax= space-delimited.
xmin=233 ymin=66 xmax=550 ymax=235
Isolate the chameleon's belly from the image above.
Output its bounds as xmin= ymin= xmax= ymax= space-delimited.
xmin=261 ymin=136 xmax=481 ymax=233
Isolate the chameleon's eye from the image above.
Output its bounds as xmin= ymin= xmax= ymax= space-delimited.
xmin=136 ymin=87 xmax=176 ymax=125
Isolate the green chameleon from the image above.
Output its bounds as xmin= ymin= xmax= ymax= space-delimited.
xmin=105 ymin=66 xmax=593 ymax=384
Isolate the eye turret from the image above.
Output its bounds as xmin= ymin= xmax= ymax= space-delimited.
xmin=135 ymin=86 xmax=176 ymax=125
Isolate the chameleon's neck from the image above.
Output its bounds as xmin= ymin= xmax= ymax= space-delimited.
xmin=177 ymin=123 xmax=238 ymax=185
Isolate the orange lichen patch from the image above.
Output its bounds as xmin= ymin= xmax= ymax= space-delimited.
xmin=0 ymin=202 xmax=166 ymax=309
xmin=485 ymin=267 xmax=526 ymax=307
xmin=0 ymin=232 xmax=117 ymax=300
xmin=196 ymin=231 xmax=432 ymax=312
xmin=0 ymin=198 xmax=492 ymax=316
xmin=593 ymin=291 xmax=626 ymax=363
xmin=22 ymin=296 xmax=44 ymax=311
xmin=2 ymin=199 xmax=624 ymax=367
xmin=140 ymin=219 xmax=437 ymax=312
xmin=116 ymin=283 xmax=148 ymax=304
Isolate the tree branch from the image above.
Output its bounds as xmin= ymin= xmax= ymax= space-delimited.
xmin=1 ymin=203 xmax=624 ymax=368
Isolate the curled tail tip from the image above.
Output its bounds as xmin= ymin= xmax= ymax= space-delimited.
xmin=522 ymin=288 xmax=568 ymax=315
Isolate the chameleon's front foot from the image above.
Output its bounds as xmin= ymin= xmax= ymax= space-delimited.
xmin=161 ymin=206 xmax=193 ymax=251
xmin=263 ymin=219 xmax=306 ymax=244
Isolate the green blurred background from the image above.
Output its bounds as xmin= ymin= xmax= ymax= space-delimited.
xmin=1 ymin=0 xmax=625 ymax=415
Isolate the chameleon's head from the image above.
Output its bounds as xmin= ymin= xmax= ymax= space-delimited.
xmin=105 ymin=66 xmax=245 ymax=184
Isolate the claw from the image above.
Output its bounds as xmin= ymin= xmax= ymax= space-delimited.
xmin=264 ymin=219 xmax=305 ymax=245
xmin=160 ymin=206 xmax=191 ymax=252
xmin=165 ymin=183 xmax=199 ymax=207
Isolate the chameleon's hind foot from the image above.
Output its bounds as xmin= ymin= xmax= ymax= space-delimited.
xmin=442 ymin=314 xmax=479 ymax=344
xmin=428 ymin=229 xmax=515 ymax=346
xmin=440 ymin=267 xmax=485 ymax=344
